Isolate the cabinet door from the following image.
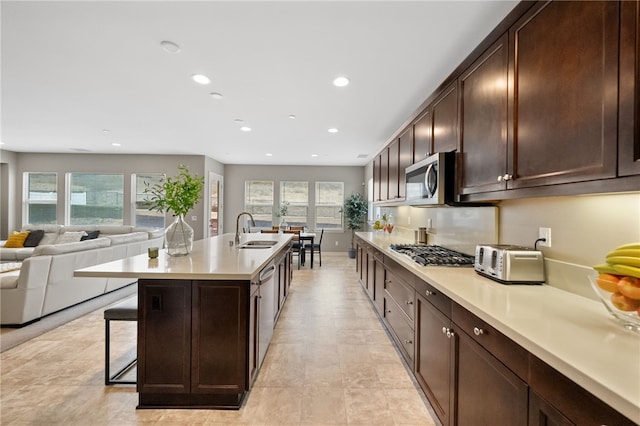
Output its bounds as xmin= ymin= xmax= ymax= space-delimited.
xmin=388 ymin=139 xmax=400 ymax=200
xmin=455 ymin=329 xmax=528 ymax=426
xmin=366 ymin=246 xmax=375 ymax=299
xmin=373 ymin=254 xmax=385 ymax=315
xmin=619 ymin=0 xmax=640 ymax=176
xmin=380 ymin=148 xmax=389 ymax=201
xmin=415 ymin=294 xmax=454 ymax=426
xmin=529 ymin=391 xmax=574 ymax=426
xmin=508 ymin=1 xmax=619 ymax=188
xmin=432 ymin=82 xmax=458 ymax=153
xmin=372 ymin=156 xmax=381 ymax=202
xmin=138 ymin=279 xmax=192 ymax=394
xmin=398 ymin=127 xmax=413 ymax=199
xmin=248 ymin=288 xmax=260 ymax=386
xmin=413 ymin=108 xmax=432 ymax=162
xmin=459 ymin=33 xmax=509 ymax=195
xmin=192 ymin=281 xmax=248 ymax=394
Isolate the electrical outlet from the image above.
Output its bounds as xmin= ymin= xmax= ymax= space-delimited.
xmin=335 ymin=241 xmax=339 ymax=246
xmin=191 ymin=216 xmax=197 ymax=221
xmin=407 ymin=216 xmax=411 ymax=225
xmin=538 ymin=227 xmax=552 ymax=247
xmin=427 ymin=218 xmax=433 ymax=229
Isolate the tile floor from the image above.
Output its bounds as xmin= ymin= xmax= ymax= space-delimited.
xmin=0 ymin=253 xmax=438 ymax=425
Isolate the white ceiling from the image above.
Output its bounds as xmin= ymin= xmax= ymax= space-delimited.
xmin=1 ymin=0 xmax=518 ymax=166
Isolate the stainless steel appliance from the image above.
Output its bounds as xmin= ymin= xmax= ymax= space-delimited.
xmin=390 ymin=244 xmax=474 ymax=267
xmin=405 ymin=152 xmax=455 ymax=206
xmin=474 ymin=244 xmax=545 ymax=285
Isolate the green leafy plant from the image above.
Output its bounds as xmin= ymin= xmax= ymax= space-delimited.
xmin=344 ymin=193 xmax=368 ymax=249
xmin=143 ymin=165 xmax=204 ymax=216
xmin=276 ymin=201 xmax=290 ymax=218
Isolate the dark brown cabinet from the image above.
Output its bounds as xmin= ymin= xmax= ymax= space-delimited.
xmin=458 ymin=33 xmax=509 ymax=196
xmin=398 ymin=127 xmax=413 ymax=199
xmin=432 ymin=82 xmax=459 ymax=153
xmin=507 ymin=1 xmax=619 ymax=189
xmin=372 ymin=156 xmax=381 ymax=202
xmin=413 ymin=108 xmax=432 ymax=162
xmin=379 ymin=148 xmax=389 ymax=202
xmin=415 ymin=292 xmax=454 ymax=426
xmin=619 ymin=0 xmax=640 ymax=176
xmin=388 ymin=139 xmax=399 ymax=200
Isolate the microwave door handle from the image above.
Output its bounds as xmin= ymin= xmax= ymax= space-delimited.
xmin=425 ymin=163 xmax=437 ymax=197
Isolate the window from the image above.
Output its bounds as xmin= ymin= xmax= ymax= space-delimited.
xmin=68 ymin=173 xmax=124 ymax=225
xmin=133 ymin=173 xmax=165 ymax=229
xmin=280 ymin=181 xmax=308 ymax=227
xmin=367 ymin=177 xmax=374 ymax=222
xmin=24 ymin=172 xmax=57 ymax=224
xmin=245 ymin=180 xmax=274 ymax=228
xmin=315 ymin=182 xmax=344 ymax=230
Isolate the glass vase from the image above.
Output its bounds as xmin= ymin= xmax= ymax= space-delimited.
xmin=165 ymin=214 xmax=194 ymax=256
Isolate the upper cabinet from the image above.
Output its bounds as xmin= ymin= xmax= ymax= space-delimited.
xmin=398 ymin=127 xmax=413 ymax=199
xmin=507 ymin=0 xmax=619 ymax=189
xmin=619 ymin=0 xmax=640 ymax=176
xmin=413 ymin=108 xmax=432 ymax=162
xmin=459 ymin=33 xmax=510 ymax=196
xmin=432 ymin=82 xmax=459 ymax=153
xmin=388 ymin=139 xmax=400 ymax=200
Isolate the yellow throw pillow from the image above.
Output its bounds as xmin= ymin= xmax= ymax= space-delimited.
xmin=3 ymin=231 xmax=30 ymax=248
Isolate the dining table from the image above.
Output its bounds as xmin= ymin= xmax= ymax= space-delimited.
xmin=299 ymin=232 xmax=316 ymax=268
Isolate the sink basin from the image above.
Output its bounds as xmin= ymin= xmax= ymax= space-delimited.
xmin=238 ymin=240 xmax=278 ymax=249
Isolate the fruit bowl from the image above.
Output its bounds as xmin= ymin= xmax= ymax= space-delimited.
xmin=588 ymin=274 xmax=640 ymax=333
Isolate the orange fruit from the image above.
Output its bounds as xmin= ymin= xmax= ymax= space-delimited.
xmin=596 ymin=273 xmax=621 ymax=293
xmin=610 ymin=292 xmax=640 ymax=312
xmin=617 ymin=276 xmax=640 ymax=300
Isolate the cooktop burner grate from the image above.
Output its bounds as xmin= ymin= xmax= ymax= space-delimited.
xmin=390 ymin=244 xmax=474 ymax=267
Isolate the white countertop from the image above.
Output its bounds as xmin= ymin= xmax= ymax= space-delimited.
xmin=357 ymin=232 xmax=640 ymax=423
xmin=75 ymin=233 xmax=292 ymax=280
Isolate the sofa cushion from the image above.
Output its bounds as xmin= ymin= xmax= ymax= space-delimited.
xmin=0 ymin=273 xmax=20 ymax=289
xmin=81 ymin=230 xmax=100 ymax=241
xmin=4 ymin=232 xmax=29 ymax=248
xmin=23 ymin=230 xmax=45 ymax=247
xmin=33 ymin=237 xmax=111 ymax=256
xmin=55 ymin=231 xmax=87 ymax=245
xmin=105 ymin=232 xmax=149 ymax=245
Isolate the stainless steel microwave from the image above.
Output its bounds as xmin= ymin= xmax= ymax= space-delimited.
xmin=405 ymin=152 xmax=455 ymax=206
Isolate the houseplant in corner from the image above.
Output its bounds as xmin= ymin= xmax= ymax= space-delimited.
xmin=144 ymin=165 xmax=204 ymax=256
xmin=344 ymin=192 xmax=368 ymax=259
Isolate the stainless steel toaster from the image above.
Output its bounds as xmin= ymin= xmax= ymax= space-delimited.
xmin=474 ymin=244 xmax=545 ymax=284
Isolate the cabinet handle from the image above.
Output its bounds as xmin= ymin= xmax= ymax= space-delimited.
xmin=405 ymin=300 xmax=413 ymax=305
xmin=473 ymin=327 xmax=484 ymax=336
xmin=442 ymin=327 xmax=447 ymax=335
xmin=425 ymin=290 xmax=435 ymax=296
xmin=387 ymin=309 xmax=392 ymax=314
xmin=446 ymin=330 xmax=455 ymax=339
xmin=403 ymin=339 xmax=413 ymax=344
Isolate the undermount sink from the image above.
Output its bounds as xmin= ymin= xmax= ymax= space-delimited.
xmin=238 ymin=240 xmax=278 ymax=249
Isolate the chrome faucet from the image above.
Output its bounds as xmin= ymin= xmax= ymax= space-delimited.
xmin=235 ymin=211 xmax=256 ymax=244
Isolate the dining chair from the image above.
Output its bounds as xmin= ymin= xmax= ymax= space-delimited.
xmin=289 ymin=226 xmax=304 ymax=231
xmin=305 ymin=228 xmax=324 ymax=267
xmin=261 ymin=229 xmax=279 ymax=234
xmin=272 ymin=226 xmax=280 ymax=231
xmin=283 ymin=230 xmax=304 ymax=269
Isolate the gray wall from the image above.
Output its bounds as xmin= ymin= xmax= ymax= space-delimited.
xmin=0 ymin=150 xmax=19 ymax=238
xmin=1 ymin=151 xmax=224 ymax=240
xmin=224 ymin=164 xmax=366 ymax=252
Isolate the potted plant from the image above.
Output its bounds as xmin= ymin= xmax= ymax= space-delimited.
xmin=344 ymin=192 xmax=368 ymax=259
xmin=276 ymin=201 xmax=290 ymax=230
xmin=144 ymin=165 xmax=204 ymax=256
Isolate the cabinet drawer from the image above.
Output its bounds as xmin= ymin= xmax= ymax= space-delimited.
xmin=451 ymin=302 xmax=528 ymax=381
xmin=385 ymin=257 xmax=416 ymax=286
xmin=384 ymin=297 xmax=414 ymax=364
xmin=414 ymin=278 xmax=451 ymax=317
xmin=385 ymin=269 xmax=415 ymax=320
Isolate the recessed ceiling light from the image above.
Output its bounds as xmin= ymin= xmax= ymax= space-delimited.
xmin=210 ymin=92 xmax=223 ymax=99
xmin=192 ymin=74 xmax=210 ymax=85
xmin=333 ymin=76 xmax=350 ymax=87
xmin=289 ymin=115 xmax=296 ymax=119
xmin=111 ymin=142 xmax=121 ymax=147
xmin=102 ymin=129 xmax=110 ymax=134
xmin=240 ymin=126 xmax=252 ymax=132
xmin=266 ymin=153 xmax=273 ymax=157
xmin=160 ymin=40 xmax=181 ymax=54
xmin=234 ymin=119 xmax=245 ymax=124
xmin=311 ymin=154 xmax=318 ymax=157
xmin=328 ymin=128 xmax=338 ymax=133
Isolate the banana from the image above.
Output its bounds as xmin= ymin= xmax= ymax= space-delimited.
xmin=612 ymin=243 xmax=640 ymax=251
xmin=606 ymin=256 xmax=640 ymax=267
xmin=612 ymin=264 xmax=640 ymax=279
xmin=606 ymin=249 xmax=640 ymax=258
xmin=593 ymin=263 xmax=620 ymax=275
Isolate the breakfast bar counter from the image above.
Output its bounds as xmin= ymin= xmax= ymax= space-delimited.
xmin=76 ymin=233 xmax=293 ymax=409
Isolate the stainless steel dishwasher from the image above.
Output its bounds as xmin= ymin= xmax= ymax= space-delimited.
xmin=257 ymin=261 xmax=276 ymax=367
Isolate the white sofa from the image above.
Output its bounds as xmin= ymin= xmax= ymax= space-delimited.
xmin=0 ymin=225 xmax=164 ymax=326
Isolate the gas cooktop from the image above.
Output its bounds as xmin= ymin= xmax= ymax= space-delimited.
xmin=390 ymin=244 xmax=474 ymax=267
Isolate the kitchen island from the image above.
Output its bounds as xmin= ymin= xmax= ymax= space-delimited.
xmin=355 ymin=231 xmax=640 ymax=426
xmin=75 ymin=233 xmax=293 ymax=409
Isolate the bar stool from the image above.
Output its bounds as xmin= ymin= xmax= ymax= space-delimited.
xmin=104 ymin=296 xmax=138 ymax=385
